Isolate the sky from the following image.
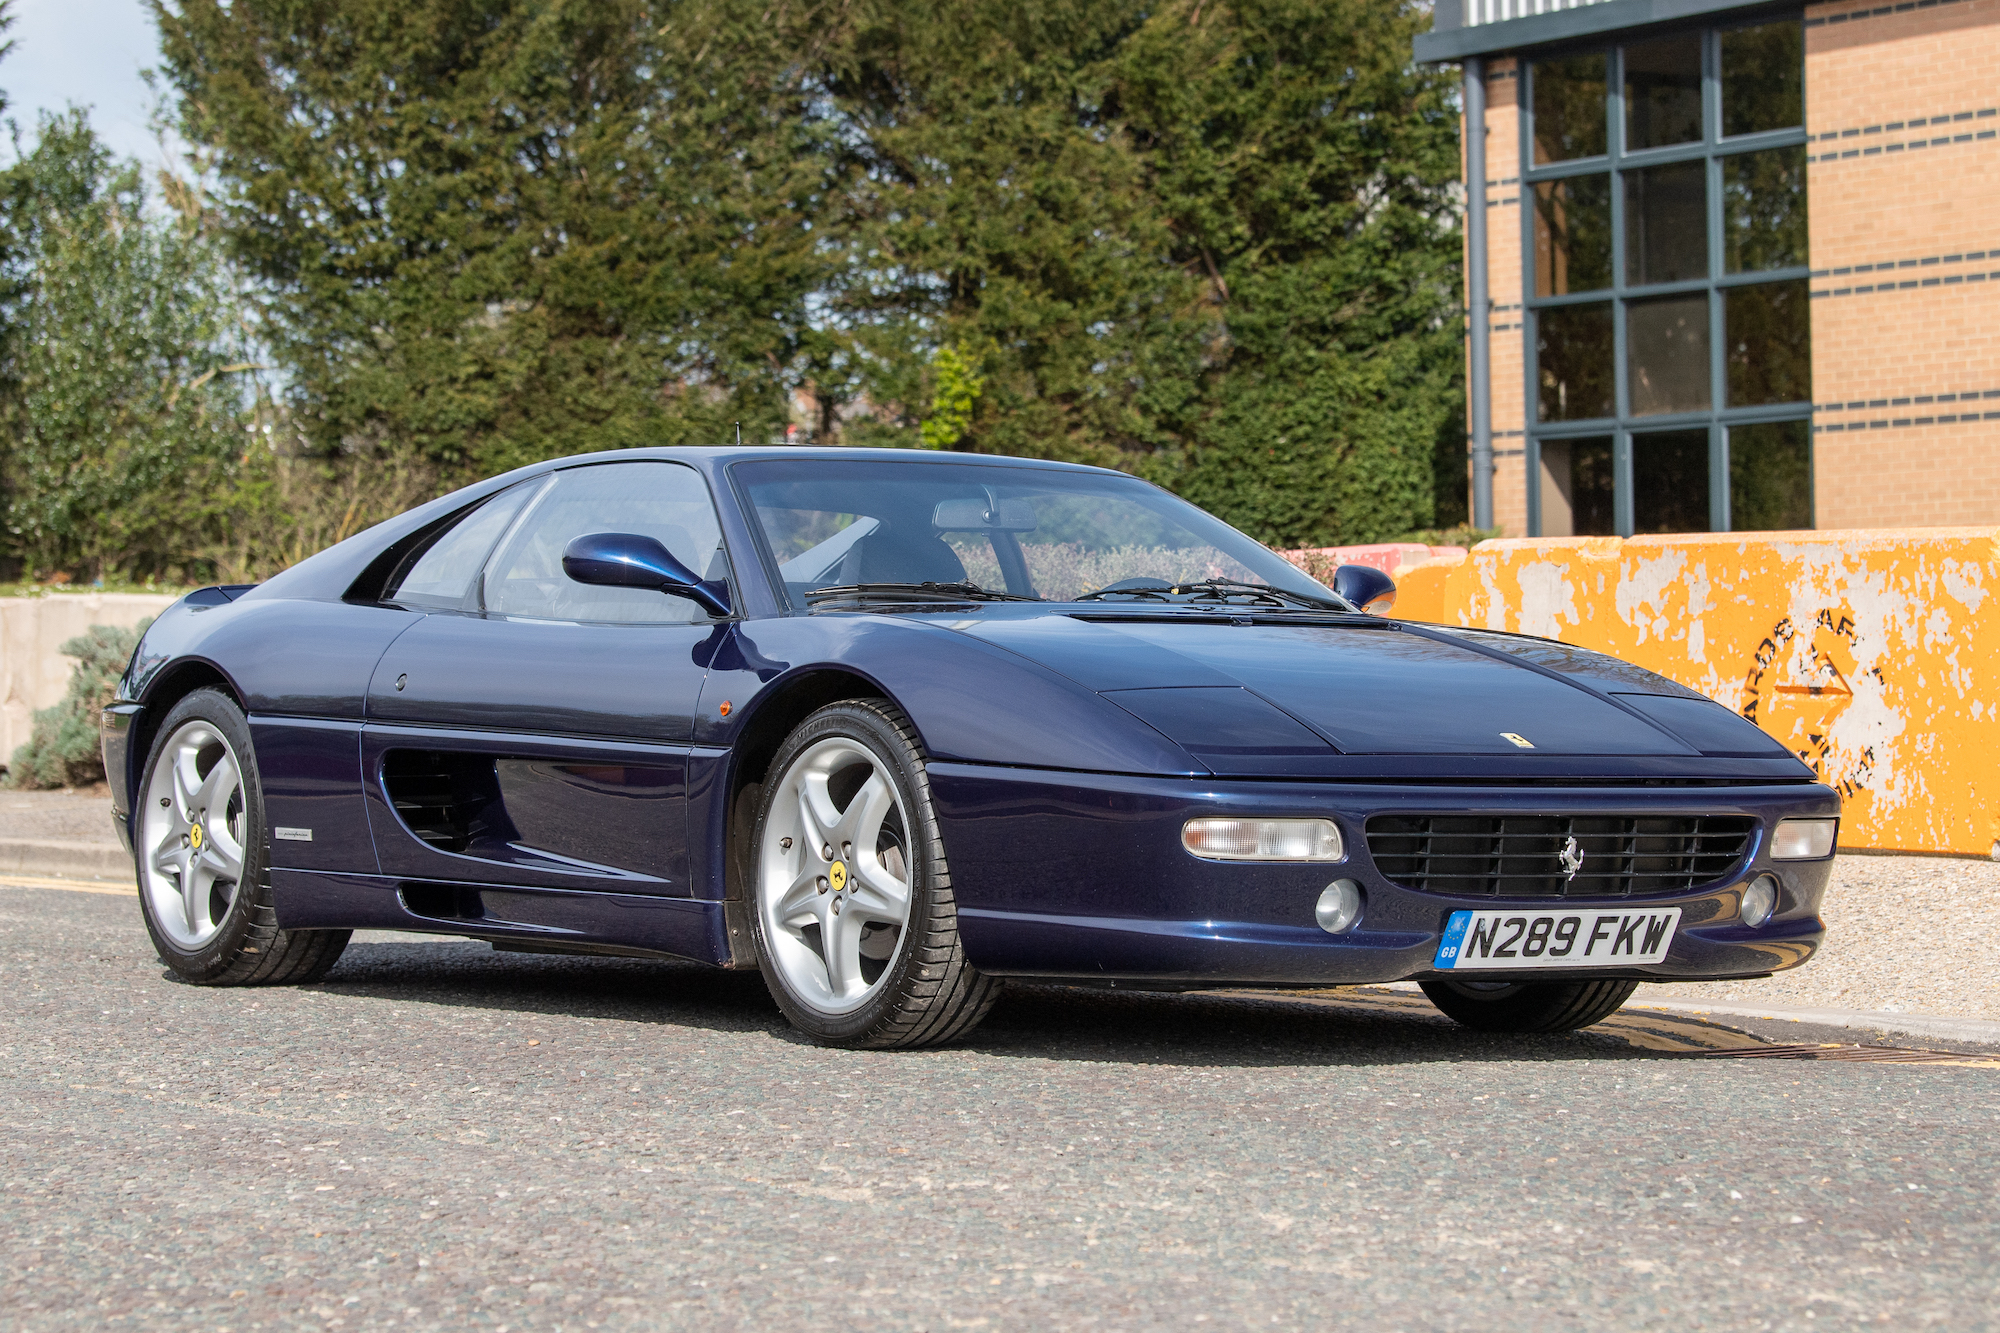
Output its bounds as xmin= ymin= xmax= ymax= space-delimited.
xmin=3 ymin=0 xmax=172 ymax=168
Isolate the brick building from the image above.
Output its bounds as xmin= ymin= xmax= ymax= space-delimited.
xmin=1417 ymin=0 xmax=2000 ymax=536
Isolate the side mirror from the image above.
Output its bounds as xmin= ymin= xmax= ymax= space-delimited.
xmin=562 ymin=532 xmax=731 ymax=617
xmin=1331 ymin=563 xmax=1397 ymax=615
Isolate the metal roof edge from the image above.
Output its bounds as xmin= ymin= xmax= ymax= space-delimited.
xmin=1416 ymin=0 xmax=1779 ymax=60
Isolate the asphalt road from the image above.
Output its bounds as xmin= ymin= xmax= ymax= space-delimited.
xmin=4 ymin=886 xmax=1997 ymax=1331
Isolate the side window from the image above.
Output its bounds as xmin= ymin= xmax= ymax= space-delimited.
xmin=384 ymin=481 xmax=541 ymax=610
xmin=482 ymin=461 xmax=727 ymax=624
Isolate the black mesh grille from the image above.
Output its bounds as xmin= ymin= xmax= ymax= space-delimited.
xmin=1364 ymin=814 xmax=1757 ymax=898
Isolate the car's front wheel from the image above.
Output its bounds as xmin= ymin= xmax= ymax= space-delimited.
xmin=1418 ymin=977 xmax=1639 ymax=1033
xmin=135 ymin=688 xmax=350 ymax=985
xmin=748 ymin=699 xmax=998 ymax=1048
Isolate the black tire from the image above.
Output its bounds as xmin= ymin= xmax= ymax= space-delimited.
xmin=747 ymin=699 xmax=999 ymax=1049
xmin=1418 ymin=977 xmax=1639 ymax=1033
xmin=134 ymin=688 xmax=350 ymax=986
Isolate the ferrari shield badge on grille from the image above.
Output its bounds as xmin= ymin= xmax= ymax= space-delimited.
xmin=1560 ymin=835 xmax=1585 ymax=880
xmin=1500 ymin=732 xmax=1535 ymax=749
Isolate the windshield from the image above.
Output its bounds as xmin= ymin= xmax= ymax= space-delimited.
xmin=733 ymin=458 xmax=1341 ymax=610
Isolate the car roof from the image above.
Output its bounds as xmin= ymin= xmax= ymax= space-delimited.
xmin=543 ymin=445 xmax=1125 ymax=476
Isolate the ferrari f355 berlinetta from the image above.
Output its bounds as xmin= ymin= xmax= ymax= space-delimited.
xmin=104 ymin=448 xmax=1837 ymax=1046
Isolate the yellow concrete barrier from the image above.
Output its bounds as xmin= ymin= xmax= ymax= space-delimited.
xmin=1392 ymin=530 xmax=2000 ymax=856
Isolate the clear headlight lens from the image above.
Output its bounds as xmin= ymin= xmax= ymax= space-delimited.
xmin=1182 ymin=818 xmax=1344 ymax=862
xmin=1771 ymin=817 xmax=1838 ymax=860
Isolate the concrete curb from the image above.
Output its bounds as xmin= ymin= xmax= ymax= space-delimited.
xmin=0 ymin=838 xmax=130 ymax=881
xmin=1628 ymin=997 xmax=2000 ymax=1048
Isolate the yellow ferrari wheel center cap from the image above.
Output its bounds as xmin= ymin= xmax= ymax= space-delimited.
xmin=828 ymin=860 xmax=848 ymax=893
xmin=190 ymin=823 xmax=204 ymax=850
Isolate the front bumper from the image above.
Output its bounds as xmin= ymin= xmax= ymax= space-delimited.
xmin=101 ymin=702 xmax=143 ymax=854
xmin=930 ymin=763 xmax=1835 ymax=987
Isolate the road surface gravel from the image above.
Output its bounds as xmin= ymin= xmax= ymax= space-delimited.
xmin=4 ymin=886 xmax=1997 ymax=1331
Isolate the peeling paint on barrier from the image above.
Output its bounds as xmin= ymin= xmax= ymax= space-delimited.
xmin=1390 ymin=530 xmax=2000 ymax=856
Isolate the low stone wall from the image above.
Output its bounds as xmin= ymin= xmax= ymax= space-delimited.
xmin=1390 ymin=530 xmax=1999 ymax=856
xmin=0 ymin=594 xmax=180 ymax=766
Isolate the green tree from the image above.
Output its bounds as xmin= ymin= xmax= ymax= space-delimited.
xmin=919 ymin=344 xmax=986 ymax=449
xmin=159 ymin=0 xmax=1464 ymax=546
xmin=818 ymin=0 xmax=1464 ymax=545
xmin=0 ymin=2 xmax=13 ymax=117
xmin=1115 ymin=0 xmax=1466 ymax=545
xmin=0 ymin=112 xmax=258 ymax=582
xmin=154 ymin=0 xmax=846 ymax=480
xmin=816 ymin=1 xmax=1211 ymax=464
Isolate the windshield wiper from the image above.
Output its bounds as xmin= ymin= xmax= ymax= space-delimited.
xmin=1074 ymin=578 xmax=1349 ymax=612
xmin=1177 ymin=579 xmax=1349 ymax=611
xmin=804 ymin=581 xmax=1044 ymax=606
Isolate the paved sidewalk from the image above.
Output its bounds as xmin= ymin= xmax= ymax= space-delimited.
xmin=1635 ymin=851 xmax=2000 ymax=1022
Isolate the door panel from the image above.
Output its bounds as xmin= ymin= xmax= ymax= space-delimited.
xmin=365 ymin=613 xmax=712 ymax=741
xmin=359 ymin=459 xmax=730 ymax=896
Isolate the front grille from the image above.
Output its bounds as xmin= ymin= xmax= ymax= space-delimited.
xmin=1364 ymin=814 xmax=1757 ymax=898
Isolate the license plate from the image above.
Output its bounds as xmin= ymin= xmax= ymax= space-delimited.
xmin=1434 ymin=907 xmax=1681 ymax=971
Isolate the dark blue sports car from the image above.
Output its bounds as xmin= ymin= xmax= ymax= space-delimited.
xmin=102 ymin=448 xmax=1838 ymax=1047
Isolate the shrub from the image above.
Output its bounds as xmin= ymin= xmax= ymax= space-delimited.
xmin=6 ymin=620 xmax=151 ymax=790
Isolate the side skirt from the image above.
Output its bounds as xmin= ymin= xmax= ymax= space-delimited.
xmin=270 ymin=868 xmax=734 ymax=967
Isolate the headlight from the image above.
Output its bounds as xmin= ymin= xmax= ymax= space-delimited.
xmin=1182 ymin=818 xmax=1344 ymax=862
xmin=1770 ymin=818 xmax=1838 ymax=860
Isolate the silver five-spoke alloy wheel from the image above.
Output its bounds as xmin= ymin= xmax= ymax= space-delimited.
xmin=756 ymin=736 xmax=914 ymax=1014
xmin=140 ymin=719 xmax=249 ymax=950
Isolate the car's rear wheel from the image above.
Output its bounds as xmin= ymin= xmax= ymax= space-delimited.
xmin=748 ymin=699 xmax=998 ymax=1048
xmin=1418 ymin=977 xmax=1639 ymax=1033
xmin=136 ymin=688 xmax=350 ymax=985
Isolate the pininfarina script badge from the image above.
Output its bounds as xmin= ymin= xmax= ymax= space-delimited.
xmin=1559 ymin=836 xmax=1585 ymax=880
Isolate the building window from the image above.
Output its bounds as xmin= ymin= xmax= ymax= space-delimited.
xmin=1523 ymin=18 xmax=1811 ymax=536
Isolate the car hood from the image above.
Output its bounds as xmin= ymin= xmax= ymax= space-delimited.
xmin=954 ymin=610 xmax=1802 ymax=775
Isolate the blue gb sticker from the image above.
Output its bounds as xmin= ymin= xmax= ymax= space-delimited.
xmin=1434 ymin=911 xmax=1472 ymax=969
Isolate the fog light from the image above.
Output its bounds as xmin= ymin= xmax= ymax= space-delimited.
xmin=1182 ymin=818 xmax=1343 ymax=862
xmin=1740 ymin=873 xmax=1779 ymax=927
xmin=1315 ymin=879 xmax=1362 ymax=934
xmin=1771 ymin=818 xmax=1837 ymax=860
